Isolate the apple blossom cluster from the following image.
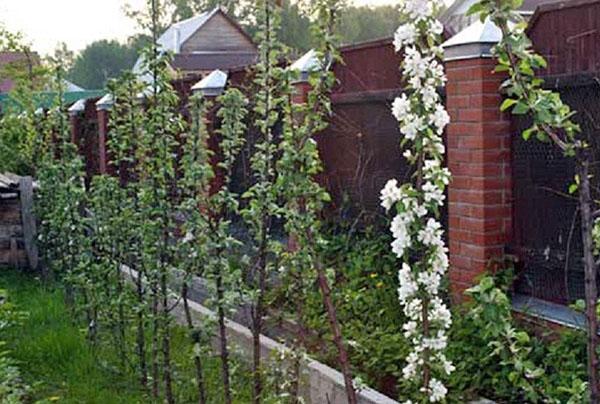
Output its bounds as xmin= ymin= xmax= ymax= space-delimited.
xmin=381 ymin=0 xmax=453 ymax=401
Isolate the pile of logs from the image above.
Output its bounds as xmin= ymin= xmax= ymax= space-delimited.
xmin=0 ymin=173 xmax=38 ymax=269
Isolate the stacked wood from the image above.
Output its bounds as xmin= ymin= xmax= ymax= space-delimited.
xmin=0 ymin=173 xmax=38 ymax=269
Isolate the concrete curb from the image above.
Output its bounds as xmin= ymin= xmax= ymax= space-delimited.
xmin=121 ymin=266 xmax=398 ymax=404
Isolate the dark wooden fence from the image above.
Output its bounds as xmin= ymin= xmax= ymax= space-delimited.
xmin=511 ymin=0 xmax=600 ymax=304
xmin=66 ymin=0 xmax=600 ymax=307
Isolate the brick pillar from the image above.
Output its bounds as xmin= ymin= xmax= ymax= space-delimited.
xmin=69 ymin=114 xmax=81 ymax=145
xmin=443 ymin=29 xmax=512 ymax=301
xmin=292 ymin=81 xmax=311 ymax=104
xmin=96 ymin=108 xmax=109 ymax=175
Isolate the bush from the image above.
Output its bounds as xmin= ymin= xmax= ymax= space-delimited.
xmin=0 ymin=289 xmax=30 ymax=403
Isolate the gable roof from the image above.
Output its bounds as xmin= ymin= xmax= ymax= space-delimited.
xmin=157 ymin=7 xmax=255 ymax=54
xmin=440 ymin=0 xmax=561 ymax=34
xmin=158 ymin=8 xmax=216 ymax=53
xmin=133 ymin=7 xmax=256 ymax=81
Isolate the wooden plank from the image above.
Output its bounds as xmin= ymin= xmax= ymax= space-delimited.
xmin=0 ymin=225 xmax=23 ymax=238
xmin=19 ymin=176 xmax=39 ymax=270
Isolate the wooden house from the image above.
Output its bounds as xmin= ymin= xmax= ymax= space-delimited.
xmin=133 ymin=7 xmax=258 ymax=81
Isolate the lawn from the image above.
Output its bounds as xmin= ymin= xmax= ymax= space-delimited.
xmin=0 ymin=269 xmax=253 ymax=403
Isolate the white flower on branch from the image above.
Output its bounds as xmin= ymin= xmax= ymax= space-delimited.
xmin=402 ymin=0 xmax=433 ymax=21
xmin=421 ymin=85 xmax=439 ymax=109
xmin=423 ymin=182 xmax=446 ymax=206
xmin=430 ymin=296 xmax=452 ymax=328
xmin=398 ymin=263 xmax=418 ymax=303
xmin=394 ymin=24 xmax=418 ymax=51
xmin=427 ymin=378 xmax=448 ymax=402
xmin=431 ymin=104 xmax=450 ymax=134
xmin=401 ymin=115 xmax=423 ymax=140
xmin=418 ymin=218 xmax=444 ymax=248
xmin=392 ymin=94 xmax=411 ymax=120
xmin=380 ymin=179 xmax=402 ymax=211
xmin=417 ymin=270 xmax=441 ymax=294
xmin=381 ymin=0 xmax=452 ymax=399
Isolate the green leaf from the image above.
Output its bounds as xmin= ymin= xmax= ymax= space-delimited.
xmin=466 ymin=3 xmax=485 ymax=16
xmin=522 ymin=127 xmax=534 ymax=140
xmin=513 ymin=101 xmax=529 ymax=115
xmin=500 ymin=98 xmax=518 ymax=111
xmin=569 ymin=183 xmax=578 ymax=194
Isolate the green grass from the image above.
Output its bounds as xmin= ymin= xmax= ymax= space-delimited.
xmin=0 ymin=269 xmax=253 ymax=403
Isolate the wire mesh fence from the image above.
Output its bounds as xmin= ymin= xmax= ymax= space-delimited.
xmin=512 ymin=80 xmax=600 ymax=304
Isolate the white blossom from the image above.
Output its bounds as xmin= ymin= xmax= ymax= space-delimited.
xmin=380 ymin=179 xmax=402 ymax=211
xmin=421 ymin=85 xmax=438 ymax=109
xmin=429 ymin=19 xmax=444 ymax=35
xmin=422 ymin=182 xmax=445 ymax=206
xmin=418 ymin=218 xmax=444 ymax=247
xmin=392 ymin=94 xmax=411 ymax=121
xmin=381 ymin=2 xmax=452 ymax=399
xmin=428 ymin=378 xmax=448 ymax=402
xmin=401 ymin=115 xmax=423 ymax=140
xmin=431 ymin=104 xmax=450 ymax=134
xmin=394 ymin=24 xmax=418 ymax=50
xmin=398 ymin=263 xmax=418 ymax=302
xmin=403 ymin=0 xmax=433 ymax=21
xmin=417 ymin=271 xmax=441 ymax=294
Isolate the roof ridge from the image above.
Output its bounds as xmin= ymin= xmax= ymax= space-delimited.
xmin=171 ymin=6 xmax=218 ymax=27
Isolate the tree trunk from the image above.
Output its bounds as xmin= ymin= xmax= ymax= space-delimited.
xmin=252 ymin=245 xmax=268 ymax=404
xmin=578 ymin=156 xmax=599 ymax=403
xmin=135 ymin=271 xmax=148 ymax=390
xmin=315 ymin=263 xmax=357 ymax=404
xmin=161 ymin=271 xmax=175 ymax=404
xmin=182 ymin=282 xmax=207 ymax=404
xmin=151 ymin=286 xmax=160 ymax=398
xmin=216 ymin=272 xmax=233 ymax=404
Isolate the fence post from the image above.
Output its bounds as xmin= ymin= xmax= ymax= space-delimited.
xmin=96 ymin=95 xmax=113 ymax=175
xmin=443 ymin=21 xmax=513 ymax=301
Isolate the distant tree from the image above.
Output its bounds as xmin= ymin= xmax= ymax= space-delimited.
xmin=124 ymin=1 xmax=412 ymax=56
xmin=279 ymin=2 xmax=312 ymax=52
xmin=168 ymin=0 xmax=251 ymax=23
xmin=337 ymin=5 xmax=404 ymax=45
xmin=52 ymin=42 xmax=75 ymax=73
xmin=67 ymin=40 xmax=139 ymax=90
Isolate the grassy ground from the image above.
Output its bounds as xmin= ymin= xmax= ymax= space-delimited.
xmin=0 ymin=269 xmax=253 ymax=403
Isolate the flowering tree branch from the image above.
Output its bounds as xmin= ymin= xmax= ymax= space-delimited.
xmin=380 ymin=0 xmax=453 ymax=401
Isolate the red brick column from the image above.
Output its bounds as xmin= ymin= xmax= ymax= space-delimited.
xmin=69 ymin=114 xmax=81 ymax=145
xmin=97 ymin=109 xmax=109 ymax=175
xmin=292 ymin=81 xmax=311 ymax=104
xmin=445 ymin=57 xmax=512 ymax=301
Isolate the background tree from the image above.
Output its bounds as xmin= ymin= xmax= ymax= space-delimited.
xmin=67 ymin=40 xmax=140 ymax=89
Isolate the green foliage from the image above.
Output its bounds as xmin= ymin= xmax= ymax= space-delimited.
xmin=67 ymin=40 xmax=140 ymax=90
xmin=448 ymin=274 xmax=587 ymax=403
xmin=0 ymin=288 xmax=30 ymax=403
xmin=467 ymin=0 xmax=580 ymax=156
xmin=449 ymin=276 xmax=546 ymax=402
xmin=0 ymin=26 xmax=49 ymax=175
xmin=337 ymin=5 xmax=405 ymax=45
xmin=0 ymin=269 xmax=256 ymax=403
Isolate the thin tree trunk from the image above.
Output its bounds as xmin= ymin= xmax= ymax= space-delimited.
xmin=216 ymin=271 xmax=233 ymax=404
xmin=151 ymin=286 xmax=160 ymax=398
xmin=578 ymin=156 xmax=599 ymax=403
xmin=116 ymin=259 xmax=127 ymax=364
xmin=135 ymin=270 xmax=148 ymax=390
xmin=182 ymin=282 xmax=207 ymax=404
xmin=315 ymin=262 xmax=357 ymax=404
xmin=252 ymin=233 xmax=268 ymax=404
xmin=160 ymin=269 xmax=175 ymax=404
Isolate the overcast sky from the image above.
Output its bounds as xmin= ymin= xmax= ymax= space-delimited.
xmin=0 ymin=0 xmax=399 ymax=56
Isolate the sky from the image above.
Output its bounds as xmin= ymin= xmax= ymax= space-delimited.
xmin=0 ymin=0 xmax=399 ymax=56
